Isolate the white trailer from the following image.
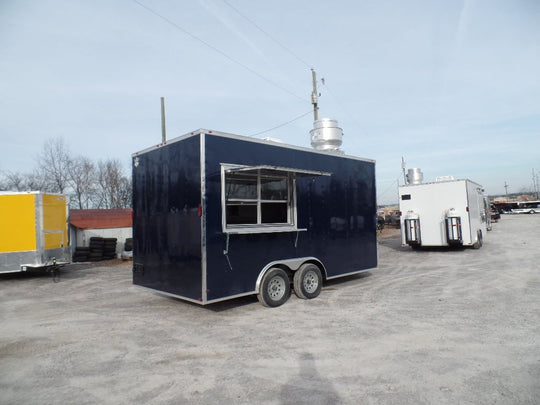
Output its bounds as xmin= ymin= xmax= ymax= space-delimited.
xmin=398 ymin=169 xmax=490 ymax=249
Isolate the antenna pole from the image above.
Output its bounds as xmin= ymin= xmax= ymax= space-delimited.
xmin=533 ymin=168 xmax=539 ymax=200
xmin=311 ymin=69 xmax=318 ymax=121
xmin=401 ymin=157 xmax=407 ymax=184
xmin=160 ymin=97 xmax=167 ymax=143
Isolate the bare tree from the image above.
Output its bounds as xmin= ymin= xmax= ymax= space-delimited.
xmin=0 ymin=170 xmax=46 ymax=191
xmin=68 ymin=156 xmax=97 ymax=209
xmin=37 ymin=137 xmax=71 ymax=193
xmin=95 ymin=159 xmax=131 ymax=208
xmin=117 ymin=176 xmax=132 ymax=208
xmin=0 ymin=171 xmax=26 ymax=191
xmin=2 ymin=138 xmax=132 ymax=208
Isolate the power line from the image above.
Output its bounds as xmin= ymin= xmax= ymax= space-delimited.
xmin=221 ymin=0 xmax=313 ymax=70
xmin=132 ymin=0 xmax=307 ymax=103
xmin=377 ymin=179 xmax=399 ymax=201
xmin=321 ymin=80 xmax=366 ymax=136
xmin=249 ymin=110 xmax=313 ymax=137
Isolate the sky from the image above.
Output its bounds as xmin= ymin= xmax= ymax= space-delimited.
xmin=1 ymin=0 xmax=539 ymax=204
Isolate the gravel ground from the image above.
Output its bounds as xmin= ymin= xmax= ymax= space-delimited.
xmin=1 ymin=214 xmax=539 ymax=404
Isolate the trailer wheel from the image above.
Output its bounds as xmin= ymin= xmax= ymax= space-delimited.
xmin=257 ymin=268 xmax=291 ymax=307
xmin=293 ymin=263 xmax=322 ymax=300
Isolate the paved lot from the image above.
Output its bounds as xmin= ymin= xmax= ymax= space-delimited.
xmin=1 ymin=214 xmax=539 ymax=404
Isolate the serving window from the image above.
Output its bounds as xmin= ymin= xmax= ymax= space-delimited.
xmin=221 ymin=164 xmax=331 ymax=234
xmin=225 ymin=171 xmax=292 ymax=228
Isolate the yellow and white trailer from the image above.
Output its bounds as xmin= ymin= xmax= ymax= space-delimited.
xmin=0 ymin=192 xmax=70 ymax=273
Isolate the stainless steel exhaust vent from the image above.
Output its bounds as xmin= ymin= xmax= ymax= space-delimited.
xmin=406 ymin=168 xmax=423 ymax=184
xmin=310 ymin=118 xmax=343 ymax=151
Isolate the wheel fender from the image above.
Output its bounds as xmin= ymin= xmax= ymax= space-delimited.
xmin=255 ymin=257 xmax=327 ymax=293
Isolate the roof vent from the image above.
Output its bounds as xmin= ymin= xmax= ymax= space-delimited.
xmin=436 ymin=175 xmax=455 ymax=182
xmin=310 ymin=118 xmax=343 ymax=151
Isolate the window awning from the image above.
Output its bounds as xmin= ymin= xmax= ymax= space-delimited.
xmin=222 ymin=164 xmax=331 ymax=177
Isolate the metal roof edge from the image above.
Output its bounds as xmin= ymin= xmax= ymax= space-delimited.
xmin=0 ymin=191 xmax=66 ymax=197
xmin=399 ymin=178 xmax=482 ymax=188
xmin=131 ymin=129 xmax=375 ymax=164
xmin=131 ymin=129 xmax=204 ymax=157
xmin=205 ymin=130 xmax=375 ymax=164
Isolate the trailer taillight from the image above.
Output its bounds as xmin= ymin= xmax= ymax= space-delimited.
xmin=399 ymin=211 xmax=402 ymax=216
xmin=466 ymin=206 xmax=469 ymax=212
xmin=198 ymin=205 xmax=202 ymax=217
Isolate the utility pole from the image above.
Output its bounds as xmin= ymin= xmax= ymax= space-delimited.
xmin=401 ymin=157 xmax=407 ymax=185
xmin=160 ymin=97 xmax=167 ymax=144
xmin=311 ymin=69 xmax=319 ymax=121
xmin=533 ymin=169 xmax=536 ymax=198
xmin=533 ymin=168 xmax=539 ymax=199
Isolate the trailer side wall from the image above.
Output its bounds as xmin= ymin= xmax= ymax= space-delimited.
xmin=0 ymin=194 xmax=37 ymax=253
xmin=132 ymin=135 xmax=203 ymax=301
xmin=42 ymin=194 xmax=68 ymax=249
xmin=465 ymin=180 xmax=488 ymax=240
xmin=204 ymin=134 xmax=377 ymax=301
xmin=399 ymin=181 xmax=471 ymax=246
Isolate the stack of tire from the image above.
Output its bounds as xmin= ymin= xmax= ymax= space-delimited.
xmin=102 ymin=238 xmax=117 ymax=260
xmin=72 ymin=246 xmax=90 ymax=262
xmin=88 ymin=237 xmax=105 ymax=261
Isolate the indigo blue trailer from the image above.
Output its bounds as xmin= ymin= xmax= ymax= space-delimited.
xmin=132 ymin=130 xmax=377 ymax=307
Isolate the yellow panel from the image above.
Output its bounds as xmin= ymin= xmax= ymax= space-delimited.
xmin=44 ymin=232 xmax=64 ymax=249
xmin=42 ymin=194 xmax=67 ymax=249
xmin=0 ymin=194 xmax=37 ymax=253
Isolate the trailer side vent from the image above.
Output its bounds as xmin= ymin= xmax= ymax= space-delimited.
xmin=445 ymin=217 xmax=463 ymax=245
xmin=404 ymin=218 xmax=421 ymax=245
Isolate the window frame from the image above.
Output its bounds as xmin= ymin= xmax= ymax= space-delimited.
xmin=220 ymin=163 xmax=331 ymax=234
xmin=221 ymin=165 xmax=298 ymax=234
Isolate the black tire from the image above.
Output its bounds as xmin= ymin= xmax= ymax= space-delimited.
xmin=257 ymin=268 xmax=291 ymax=307
xmin=293 ymin=263 xmax=323 ymax=300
